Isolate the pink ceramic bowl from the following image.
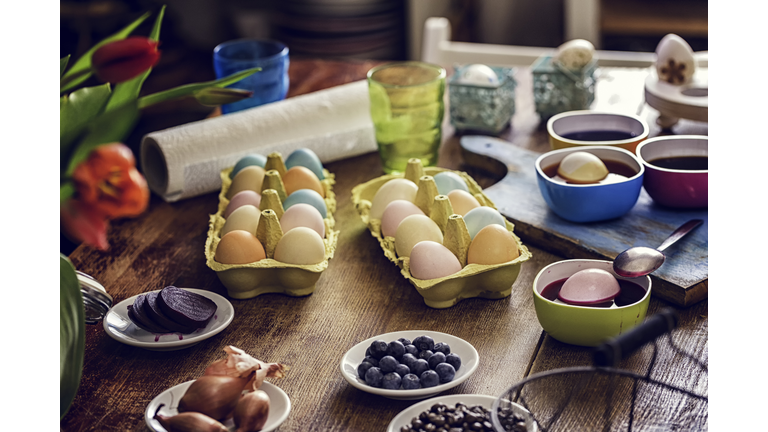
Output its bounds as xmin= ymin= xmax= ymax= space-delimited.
xmin=635 ymin=135 xmax=707 ymax=208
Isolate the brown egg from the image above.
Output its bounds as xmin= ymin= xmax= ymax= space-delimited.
xmin=282 ymin=166 xmax=325 ymax=198
xmin=467 ymin=224 xmax=520 ymax=265
xmin=227 ymin=166 xmax=266 ymax=199
xmin=215 ymin=230 xmax=266 ymax=264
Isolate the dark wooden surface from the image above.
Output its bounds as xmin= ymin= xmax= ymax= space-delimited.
xmin=61 ymin=58 xmax=708 ymax=431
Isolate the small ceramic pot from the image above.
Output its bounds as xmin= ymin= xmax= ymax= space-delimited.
xmin=547 ymin=110 xmax=650 ymax=153
xmin=635 ymin=135 xmax=708 ymax=208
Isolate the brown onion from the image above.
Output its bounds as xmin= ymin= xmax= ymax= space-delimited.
xmin=153 ymin=404 xmax=228 ymax=432
xmin=234 ymin=390 xmax=270 ymax=432
xmin=178 ymin=373 xmax=251 ymax=420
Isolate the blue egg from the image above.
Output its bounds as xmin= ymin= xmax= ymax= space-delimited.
xmin=283 ymin=189 xmax=327 ymax=218
xmin=230 ymin=154 xmax=267 ymax=179
xmin=464 ymin=206 xmax=506 ymax=239
xmin=285 ymin=148 xmax=325 ymax=180
xmin=433 ymin=171 xmax=469 ymax=195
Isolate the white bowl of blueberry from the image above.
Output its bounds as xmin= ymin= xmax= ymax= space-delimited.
xmin=340 ymin=330 xmax=480 ymax=400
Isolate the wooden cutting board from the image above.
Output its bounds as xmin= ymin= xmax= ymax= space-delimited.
xmin=460 ymin=136 xmax=708 ymax=307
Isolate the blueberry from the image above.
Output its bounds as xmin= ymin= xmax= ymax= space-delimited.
xmin=428 ymin=352 xmax=446 ymax=369
xmin=445 ymin=353 xmax=462 ymax=370
xmin=413 ymin=335 xmax=435 ymax=352
xmin=418 ymin=350 xmax=434 ymax=361
xmin=365 ymin=366 xmax=384 ymax=387
xmin=435 ymin=363 xmax=456 ymax=383
xmin=420 ymin=369 xmax=440 ymax=388
xmin=357 ymin=361 xmax=374 ymax=379
xmin=363 ymin=356 xmax=379 ymax=367
xmin=369 ymin=340 xmax=389 ymax=359
xmin=365 ymin=346 xmax=373 ymax=357
xmin=387 ymin=340 xmax=406 ymax=359
xmin=398 ymin=337 xmax=412 ymax=346
xmin=412 ymin=358 xmax=429 ymax=377
xmin=379 ymin=355 xmax=399 ymax=373
xmin=433 ymin=342 xmax=451 ymax=355
xmin=405 ymin=344 xmax=419 ymax=356
xmin=382 ymin=372 xmax=402 ymax=390
xmin=395 ymin=363 xmax=410 ymax=377
xmin=402 ymin=373 xmax=421 ymax=389
xmin=401 ymin=353 xmax=418 ymax=369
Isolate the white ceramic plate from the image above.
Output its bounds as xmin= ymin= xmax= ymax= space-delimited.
xmin=103 ymin=288 xmax=234 ymax=351
xmin=340 ymin=330 xmax=479 ymax=400
xmin=388 ymin=394 xmax=537 ymax=432
xmin=145 ymin=380 xmax=290 ymax=432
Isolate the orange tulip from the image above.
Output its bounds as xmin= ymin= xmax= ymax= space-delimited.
xmin=91 ymin=37 xmax=160 ymax=83
xmin=60 ymin=199 xmax=110 ymax=251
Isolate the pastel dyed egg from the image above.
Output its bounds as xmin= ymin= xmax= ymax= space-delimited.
xmin=464 ymin=206 xmax=506 ymax=240
xmin=410 ymin=241 xmax=463 ymax=280
xmin=230 ymin=154 xmax=267 ymax=179
xmin=557 ymin=151 xmax=608 ymax=184
xmin=381 ymin=200 xmax=425 ymax=238
xmin=215 ymin=230 xmax=266 ymax=264
xmin=467 ymin=224 xmax=520 ymax=265
xmin=274 ymin=226 xmax=326 ymax=265
xmin=224 ymin=190 xmax=261 ymax=218
xmin=285 ymin=148 xmax=325 ymax=180
xmin=283 ymin=189 xmax=327 ymax=218
xmin=655 ymin=33 xmax=696 ymax=85
xmin=558 ymin=268 xmax=621 ymax=306
xmin=227 ymin=165 xmax=266 ymax=199
xmin=370 ymin=178 xmax=419 ymax=220
xmin=447 ymin=190 xmax=480 ymax=216
xmin=555 ymin=39 xmax=595 ymax=70
xmin=280 ymin=203 xmax=325 ymax=238
xmin=394 ymin=214 xmax=443 ymax=258
xmin=433 ymin=171 xmax=469 ymax=195
xmin=282 ymin=166 xmax=325 ymax=198
xmin=221 ymin=205 xmax=261 ymax=237
xmin=457 ymin=64 xmax=499 ymax=87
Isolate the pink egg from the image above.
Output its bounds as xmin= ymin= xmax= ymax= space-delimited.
xmin=380 ymin=200 xmax=425 ymax=238
xmin=279 ymin=203 xmax=325 ymax=238
xmin=409 ymin=241 xmax=463 ymax=280
xmin=225 ymin=190 xmax=262 ymax=218
xmin=558 ymin=268 xmax=620 ymax=306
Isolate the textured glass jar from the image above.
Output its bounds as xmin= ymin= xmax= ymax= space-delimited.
xmin=448 ymin=65 xmax=516 ymax=134
xmin=532 ymin=55 xmax=597 ymax=120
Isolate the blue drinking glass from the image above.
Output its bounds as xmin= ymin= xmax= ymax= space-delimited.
xmin=213 ymin=39 xmax=290 ymax=114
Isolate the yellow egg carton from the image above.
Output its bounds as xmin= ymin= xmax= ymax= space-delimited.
xmin=351 ymin=159 xmax=532 ymax=308
xmin=205 ymin=152 xmax=339 ymax=299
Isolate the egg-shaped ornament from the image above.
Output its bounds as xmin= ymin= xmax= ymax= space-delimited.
xmin=555 ymin=39 xmax=595 ymax=70
xmin=655 ymin=33 xmax=696 ymax=85
xmin=285 ymin=148 xmax=325 ymax=180
xmin=410 ymin=241 xmax=463 ymax=280
xmin=457 ymin=64 xmax=500 ymax=87
xmin=369 ymin=178 xmax=419 ymax=220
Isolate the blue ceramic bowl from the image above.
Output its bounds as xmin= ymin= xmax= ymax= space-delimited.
xmin=535 ymin=146 xmax=644 ymax=223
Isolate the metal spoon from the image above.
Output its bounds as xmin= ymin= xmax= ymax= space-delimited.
xmin=613 ymin=219 xmax=704 ymax=278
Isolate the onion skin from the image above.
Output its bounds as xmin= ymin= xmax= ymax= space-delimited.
xmin=178 ymin=374 xmax=250 ymax=420
xmin=234 ymin=390 xmax=270 ymax=432
xmin=153 ymin=404 xmax=228 ymax=432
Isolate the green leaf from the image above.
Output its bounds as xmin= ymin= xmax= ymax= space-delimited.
xmin=60 ymin=181 xmax=76 ymax=205
xmin=138 ymin=67 xmax=261 ymax=109
xmin=65 ymin=101 xmax=140 ymax=176
xmin=60 ymin=254 xmax=84 ymax=419
xmin=104 ymin=5 xmax=166 ymax=112
xmin=61 ymin=55 xmax=70 ymax=77
xmin=60 ymin=84 xmax=112 ymax=157
xmin=60 ymin=11 xmax=151 ymax=93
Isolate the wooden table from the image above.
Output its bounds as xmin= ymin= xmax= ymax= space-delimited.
xmin=61 ymin=58 xmax=708 ymax=431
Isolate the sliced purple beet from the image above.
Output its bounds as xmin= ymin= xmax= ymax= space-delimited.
xmin=141 ymin=291 xmax=196 ymax=333
xmin=127 ymin=295 xmax=171 ymax=333
xmin=157 ymin=286 xmax=217 ymax=329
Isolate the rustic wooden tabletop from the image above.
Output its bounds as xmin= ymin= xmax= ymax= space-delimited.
xmin=61 ymin=58 xmax=708 ymax=432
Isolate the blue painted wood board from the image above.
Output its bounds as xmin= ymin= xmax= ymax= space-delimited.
xmin=461 ymin=136 xmax=708 ymax=307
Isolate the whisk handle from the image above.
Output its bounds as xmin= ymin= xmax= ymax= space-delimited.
xmin=593 ymin=308 xmax=678 ymax=367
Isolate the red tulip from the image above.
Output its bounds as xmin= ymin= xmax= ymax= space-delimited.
xmin=72 ymin=143 xmax=149 ymax=219
xmin=91 ymin=37 xmax=160 ymax=83
xmin=61 ymin=199 xmax=110 ymax=251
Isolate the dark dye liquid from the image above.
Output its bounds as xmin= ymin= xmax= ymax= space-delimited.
xmin=560 ymin=130 xmax=637 ymax=141
xmin=542 ymin=159 xmax=638 ymax=182
xmin=648 ymin=156 xmax=708 ymax=170
xmin=541 ymin=277 xmax=647 ymax=307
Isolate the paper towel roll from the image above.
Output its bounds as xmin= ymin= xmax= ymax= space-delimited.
xmin=140 ymin=80 xmax=377 ymax=202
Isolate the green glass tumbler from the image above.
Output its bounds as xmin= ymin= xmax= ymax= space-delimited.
xmin=367 ymin=62 xmax=446 ymax=174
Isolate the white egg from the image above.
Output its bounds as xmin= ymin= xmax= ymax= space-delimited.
xmin=369 ymin=178 xmax=419 ymax=220
xmin=458 ymin=64 xmax=500 ymax=87
xmin=655 ymin=33 xmax=695 ymax=85
xmin=555 ymin=39 xmax=595 ymax=70
xmin=557 ymin=151 xmax=609 ymax=184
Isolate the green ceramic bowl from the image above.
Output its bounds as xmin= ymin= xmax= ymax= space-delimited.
xmin=532 ymin=259 xmax=651 ymax=347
